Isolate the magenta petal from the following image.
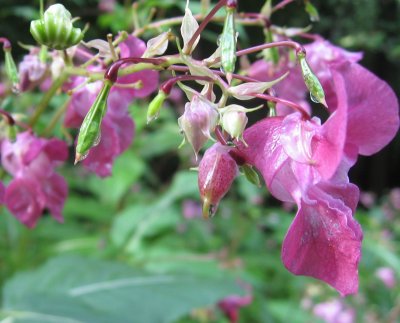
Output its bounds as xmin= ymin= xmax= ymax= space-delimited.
xmin=312 ymin=69 xmax=348 ymax=180
xmin=82 ymin=119 xmax=120 ymax=177
xmin=115 ymin=70 xmax=159 ymax=99
xmin=0 ymin=181 xmax=5 ymax=204
xmin=43 ymin=138 xmax=69 ymax=162
xmin=331 ymin=62 xmax=399 ymax=155
xmin=119 ymin=35 xmax=147 ymax=58
xmin=282 ymin=184 xmax=362 ymax=296
xmin=5 ymin=178 xmax=46 ymax=228
xmin=42 ymin=173 xmax=68 ymax=223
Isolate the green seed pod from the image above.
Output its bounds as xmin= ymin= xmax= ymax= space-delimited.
xmin=30 ymin=4 xmax=84 ymax=50
xmin=220 ymin=7 xmax=237 ymax=78
xmin=75 ymin=80 xmax=112 ymax=164
xmin=147 ymin=90 xmax=167 ymax=124
xmin=298 ymin=52 xmax=327 ymax=107
xmin=3 ymin=48 xmax=20 ymax=93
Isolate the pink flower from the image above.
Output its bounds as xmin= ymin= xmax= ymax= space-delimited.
xmin=18 ymin=49 xmax=47 ymax=92
xmin=218 ymin=294 xmax=252 ymax=323
xmin=234 ymin=49 xmax=399 ymax=295
xmin=1 ymin=132 xmax=68 ymax=228
xmin=375 ymin=267 xmax=396 ymax=289
xmin=198 ymin=143 xmax=238 ymax=217
xmin=65 ymin=35 xmax=159 ymax=177
xmin=313 ymin=299 xmax=355 ymax=323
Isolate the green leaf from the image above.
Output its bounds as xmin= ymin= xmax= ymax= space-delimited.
xmin=2 ymin=256 xmax=240 ymax=323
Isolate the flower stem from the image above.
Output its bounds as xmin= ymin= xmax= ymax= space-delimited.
xmin=255 ymin=93 xmax=310 ymax=119
xmin=160 ymin=75 xmax=213 ymax=94
xmin=184 ymin=0 xmax=227 ymax=55
xmin=42 ymin=97 xmax=71 ymax=136
xmin=271 ymin=0 xmax=296 ymax=13
xmin=28 ymin=72 xmax=69 ymax=126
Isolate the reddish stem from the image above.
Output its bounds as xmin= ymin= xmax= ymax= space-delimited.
xmin=0 ymin=37 xmax=11 ymax=50
xmin=160 ymin=75 xmax=213 ymax=94
xmin=0 ymin=109 xmax=15 ymax=125
xmin=236 ymin=40 xmax=305 ymax=57
xmin=255 ymin=93 xmax=310 ymax=119
xmin=271 ymin=0 xmax=296 ymax=13
xmin=105 ymin=57 xmax=166 ymax=83
xmin=215 ymin=126 xmax=246 ymax=166
xmin=184 ymin=0 xmax=227 ymax=55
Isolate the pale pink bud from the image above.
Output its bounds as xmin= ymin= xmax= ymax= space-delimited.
xmin=221 ymin=106 xmax=248 ymax=141
xmin=198 ymin=143 xmax=238 ymax=218
xmin=178 ymin=95 xmax=218 ymax=156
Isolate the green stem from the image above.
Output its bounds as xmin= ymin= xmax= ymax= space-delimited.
xmin=28 ymin=72 xmax=69 ymax=126
xmin=42 ymin=97 xmax=71 ymax=136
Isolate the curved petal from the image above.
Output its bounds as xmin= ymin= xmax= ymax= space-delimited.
xmin=282 ymin=184 xmax=362 ymax=296
xmin=5 ymin=178 xmax=46 ymax=228
xmin=331 ymin=62 xmax=399 ymax=155
xmin=42 ymin=173 xmax=68 ymax=222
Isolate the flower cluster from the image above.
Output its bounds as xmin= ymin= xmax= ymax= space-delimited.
xmin=1 ymin=132 xmax=68 ymax=228
xmin=0 ymin=0 xmax=398 ymax=297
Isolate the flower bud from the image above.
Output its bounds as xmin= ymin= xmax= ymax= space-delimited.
xmin=298 ymin=52 xmax=327 ymax=107
xmin=220 ymin=104 xmax=262 ymax=141
xmin=147 ymin=90 xmax=167 ymax=123
xmin=30 ymin=4 xmax=85 ymax=50
xmin=75 ymin=80 xmax=112 ymax=164
xmin=178 ymin=95 xmax=219 ymax=157
xmin=198 ymin=143 xmax=238 ymax=218
xmin=220 ymin=6 xmax=237 ymax=81
xmin=3 ymin=47 xmax=20 ymax=93
xmin=222 ymin=109 xmax=247 ymax=141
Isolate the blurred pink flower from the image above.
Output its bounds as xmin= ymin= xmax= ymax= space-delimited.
xmin=182 ymin=200 xmax=202 ymax=219
xmin=313 ymin=299 xmax=355 ymax=323
xmin=18 ymin=49 xmax=47 ymax=92
xmin=65 ymin=35 xmax=158 ymax=177
xmin=375 ymin=267 xmax=396 ymax=289
xmin=389 ymin=188 xmax=400 ymax=210
xmin=218 ymin=294 xmax=252 ymax=323
xmin=1 ymin=131 xmax=68 ymax=228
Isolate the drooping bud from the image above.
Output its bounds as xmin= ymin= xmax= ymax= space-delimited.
xmin=198 ymin=143 xmax=238 ymax=218
xmin=298 ymin=51 xmax=327 ymax=107
xmin=147 ymin=90 xmax=167 ymax=123
xmin=3 ymin=47 xmax=20 ymax=93
xmin=181 ymin=0 xmax=200 ymax=54
xmin=228 ymin=72 xmax=288 ymax=100
xmin=75 ymin=80 xmax=112 ymax=164
xmin=30 ymin=4 xmax=85 ymax=50
xmin=178 ymin=95 xmax=218 ymax=157
xmin=220 ymin=4 xmax=237 ymax=82
xmin=220 ymin=104 xmax=262 ymax=141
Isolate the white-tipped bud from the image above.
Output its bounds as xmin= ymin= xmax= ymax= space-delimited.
xmin=181 ymin=0 xmax=200 ymax=54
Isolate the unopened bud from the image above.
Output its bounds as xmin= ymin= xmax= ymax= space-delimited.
xmin=198 ymin=143 xmax=238 ymax=218
xmin=4 ymin=48 xmax=20 ymax=93
xmin=222 ymin=109 xmax=247 ymax=141
xmin=220 ymin=6 xmax=237 ymax=79
xmin=147 ymin=90 xmax=167 ymax=123
xmin=75 ymin=80 xmax=112 ymax=164
xmin=241 ymin=164 xmax=261 ymax=187
xmin=178 ymin=95 xmax=218 ymax=157
xmin=220 ymin=104 xmax=262 ymax=141
xmin=298 ymin=51 xmax=327 ymax=107
xmin=30 ymin=4 xmax=85 ymax=50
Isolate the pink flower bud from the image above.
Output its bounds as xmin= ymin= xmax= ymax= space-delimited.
xmin=178 ymin=95 xmax=218 ymax=156
xmin=198 ymin=143 xmax=238 ymax=218
xmin=221 ymin=107 xmax=248 ymax=141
